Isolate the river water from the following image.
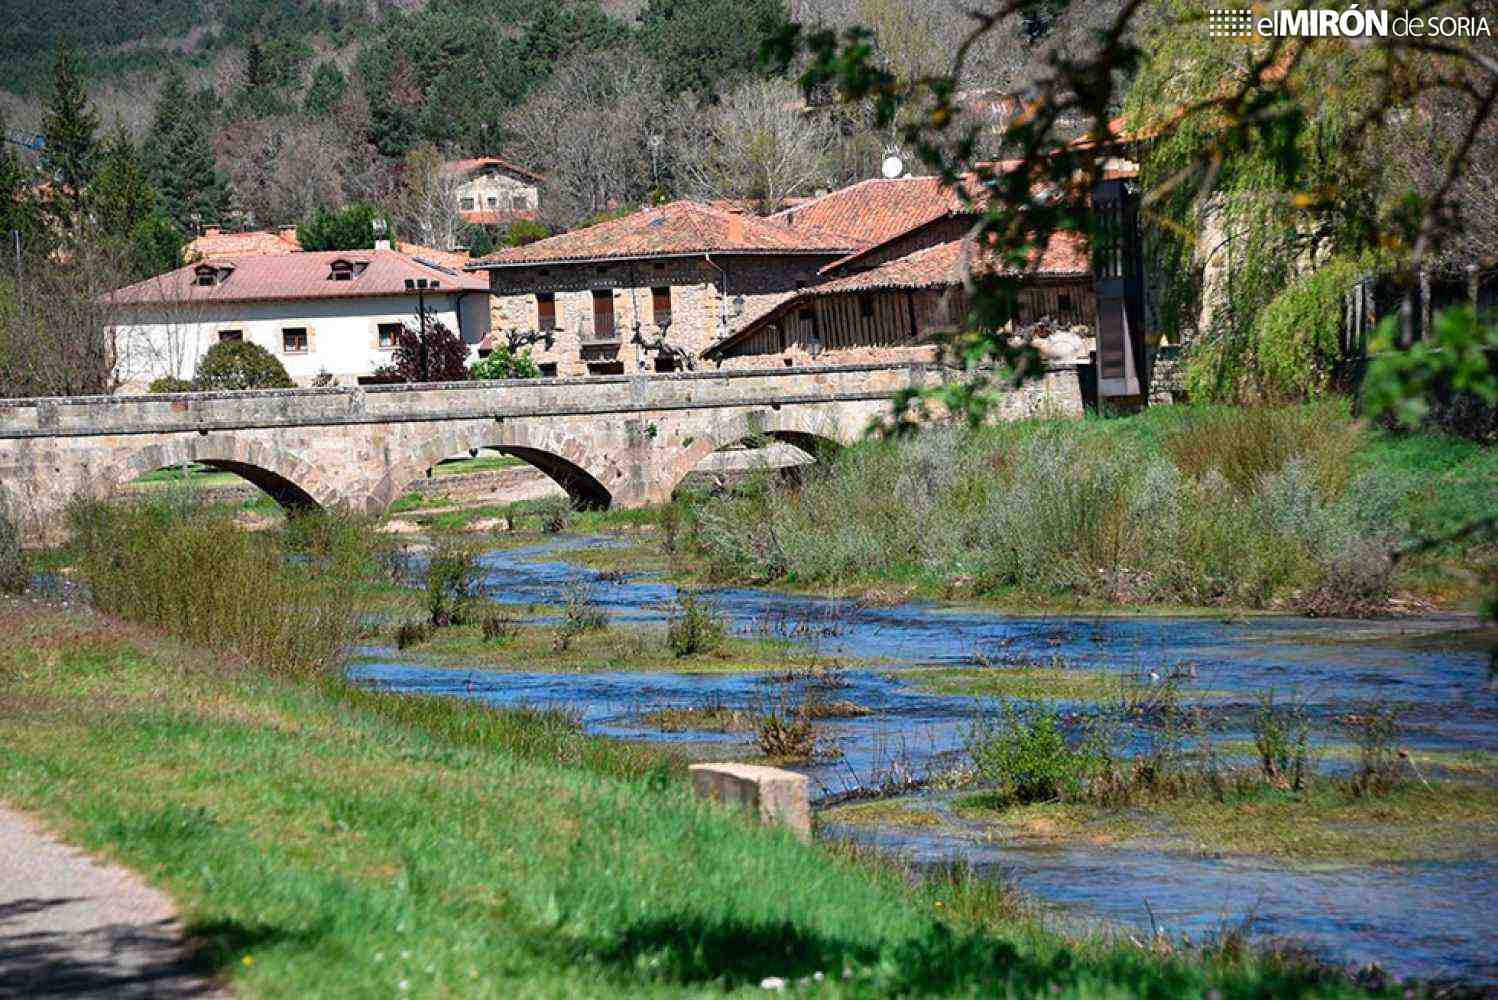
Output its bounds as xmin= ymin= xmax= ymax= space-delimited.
xmin=349 ymin=535 xmax=1498 ymax=986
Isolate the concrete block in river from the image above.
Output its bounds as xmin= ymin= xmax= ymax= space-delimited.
xmin=689 ymin=763 xmax=811 ymax=842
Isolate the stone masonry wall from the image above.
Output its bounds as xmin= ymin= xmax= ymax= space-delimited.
xmin=486 ymin=255 xmax=833 ymax=375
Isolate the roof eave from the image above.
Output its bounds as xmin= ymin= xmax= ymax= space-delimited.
xmin=465 ymin=248 xmax=855 ymax=271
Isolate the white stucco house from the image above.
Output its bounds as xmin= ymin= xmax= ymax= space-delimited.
xmin=445 ymin=157 xmax=545 ymax=226
xmin=107 ymin=247 xmax=491 ymax=391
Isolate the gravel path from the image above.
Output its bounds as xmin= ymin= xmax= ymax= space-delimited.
xmin=0 ymin=804 xmax=227 ymax=999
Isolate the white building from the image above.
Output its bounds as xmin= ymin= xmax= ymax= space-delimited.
xmin=445 ymin=157 xmax=545 ymax=226
xmin=108 ymin=248 xmax=491 ymax=391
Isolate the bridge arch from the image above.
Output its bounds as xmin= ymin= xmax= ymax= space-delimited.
xmin=664 ymin=407 xmax=854 ymax=498
xmin=402 ymin=422 xmax=615 ymax=510
xmin=110 ymin=438 xmax=329 ymax=513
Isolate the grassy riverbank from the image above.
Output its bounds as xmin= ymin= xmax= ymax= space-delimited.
xmin=0 ymin=501 xmax=1399 ymax=997
xmin=1 ymin=609 xmax=1388 ymax=997
xmin=668 ymin=403 xmax=1498 ymax=615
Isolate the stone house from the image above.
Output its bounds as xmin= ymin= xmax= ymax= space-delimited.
xmin=445 ymin=157 xmax=545 ymax=226
xmin=107 ymin=248 xmax=490 ymax=391
xmin=703 ymin=233 xmax=1095 ymax=369
xmin=465 ymin=201 xmax=858 ymax=376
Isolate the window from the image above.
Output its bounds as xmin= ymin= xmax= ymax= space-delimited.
xmin=330 ymin=260 xmax=353 ymax=281
xmin=218 ymin=329 xmax=243 ymax=343
xmin=538 ymin=362 xmax=558 ymax=377
xmin=537 ymin=292 xmax=557 ymax=331
xmin=460 ymin=197 xmax=475 ymax=211
xmin=511 ymin=195 xmax=527 ymax=212
xmin=486 ymin=196 xmax=498 ymax=208
xmin=654 ymin=355 xmax=677 ymax=373
xmin=587 ymin=360 xmax=624 ymax=376
xmin=592 ymin=289 xmax=615 ymax=340
xmin=282 ymin=328 xmax=309 ymax=353
xmin=1057 ymin=292 xmax=1073 ymax=315
xmin=651 ymin=286 xmax=672 ymax=328
xmin=377 ymin=322 xmax=402 ymax=349
xmin=859 ymin=295 xmax=875 ymax=320
xmin=194 ymin=266 xmax=219 ymax=287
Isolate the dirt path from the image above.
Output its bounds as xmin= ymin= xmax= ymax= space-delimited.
xmin=0 ymin=804 xmax=227 ymax=999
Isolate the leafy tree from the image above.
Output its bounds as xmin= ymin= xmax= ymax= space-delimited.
xmin=92 ymin=126 xmax=156 ymax=241
xmin=194 ymin=339 xmax=295 ymax=390
xmin=387 ymin=317 xmax=470 ymax=383
xmin=304 ymin=60 xmax=348 ymax=116
xmin=145 ymin=68 xmax=230 ymax=232
xmin=471 ymin=344 xmax=539 ymax=380
xmin=502 ymin=219 xmax=549 ymax=248
xmin=637 ymin=0 xmax=790 ymax=97
xmin=41 ymin=42 xmax=101 ymax=223
xmin=0 ymin=111 xmax=44 ymax=253
xmin=296 ymin=203 xmax=388 ymax=252
xmin=459 ymin=223 xmax=498 ymax=258
xmin=128 ymin=210 xmax=186 ymax=278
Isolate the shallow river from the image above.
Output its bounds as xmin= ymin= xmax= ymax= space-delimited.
xmin=350 ymin=535 xmax=1498 ymax=986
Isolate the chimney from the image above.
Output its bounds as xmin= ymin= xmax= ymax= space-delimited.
xmin=374 ymin=239 xmax=392 ymax=251
xmin=727 ymin=213 xmax=745 ymax=244
xmin=204 ymin=227 xmax=222 ymax=237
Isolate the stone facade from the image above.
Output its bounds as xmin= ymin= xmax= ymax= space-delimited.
xmin=0 ymin=364 xmax=1084 ymax=541
xmin=485 ymin=255 xmax=835 ymax=376
xmin=455 ymin=168 xmax=540 ymax=222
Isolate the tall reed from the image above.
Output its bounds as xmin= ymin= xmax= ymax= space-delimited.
xmin=67 ymin=497 xmax=366 ymax=677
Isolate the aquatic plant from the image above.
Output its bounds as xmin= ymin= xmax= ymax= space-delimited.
xmin=965 ymin=699 xmax=1101 ymax=804
xmin=1252 ymin=691 xmax=1311 ymax=791
xmin=425 ymin=542 xmax=480 ymax=627
xmin=665 ymin=589 xmax=727 ymax=657
xmin=1346 ymin=702 xmax=1402 ymax=798
xmin=552 ymin=576 xmax=608 ymax=652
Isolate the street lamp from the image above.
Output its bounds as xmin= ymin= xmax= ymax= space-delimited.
xmin=405 ymin=278 xmax=431 ymax=380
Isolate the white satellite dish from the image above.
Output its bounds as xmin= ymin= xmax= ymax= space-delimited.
xmin=880 ymin=153 xmax=905 ymax=179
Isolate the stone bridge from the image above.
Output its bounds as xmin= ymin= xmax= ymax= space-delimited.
xmin=0 ymin=363 xmax=1082 ymax=537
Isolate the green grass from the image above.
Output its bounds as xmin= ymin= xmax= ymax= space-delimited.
xmin=430 ymin=452 xmax=525 ymax=476
xmin=0 ymin=600 xmax=1387 ymax=998
xmin=951 ymin=782 xmax=1498 ymax=865
xmin=825 ymin=799 xmax=945 ymax=830
xmin=126 ymin=463 xmax=248 ymax=490
xmin=388 ymin=619 xmax=856 ymax=675
xmin=897 ymin=664 xmax=1229 ymax=703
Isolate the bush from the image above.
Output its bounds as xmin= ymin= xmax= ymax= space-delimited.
xmin=193 ymin=340 xmax=295 ymax=391
xmin=296 ymin=203 xmax=389 ymax=252
xmin=965 ymin=700 xmax=1101 ymax=803
xmin=552 ymin=577 xmax=607 ymax=651
xmin=1251 ymin=255 xmax=1373 ymax=400
xmin=481 ymin=614 xmax=518 ymax=643
xmin=425 ymin=542 xmax=480 ymax=627
xmin=665 ymin=590 xmax=727 ymax=657
xmin=533 ymin=494 xmax=572 ymax=533
xmin=471 ymin=344 xmax=540 ymax=380
xmin=147 ymin=375 xmax=193 ymax=393
xmin=0 ymin=490 xmax=27 ymax=595
xmin=396 ymin=620 xmax=430 ymax=650
xmin=66 ymin=498 xmax=364 ymax=676
xmin=503 ymin=219 xmax=551 ymax=247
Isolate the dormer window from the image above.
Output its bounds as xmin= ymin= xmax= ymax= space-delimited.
xmin=328 ymin=259 xmax=368 ymax=282
xmin=193 ymin=264 xmax=231 ymax=287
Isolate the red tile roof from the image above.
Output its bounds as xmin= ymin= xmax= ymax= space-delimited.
xmin=396 ymin=241 xmax=472 ymax=270
xmin=469 ymin=201 xmax=861 ymax=268
xmin=443 ymin=156 xmax=546 ymax=184
xmin=185 ymin=227 xmax=301 ymax=261
xmin=702 ymin=232 xmax=1089 ymax=359
xmin=109 ymin=249 xmax=487 ymax=307
xmin=770 ymin=176 xmax=964 ymax=244
xmin=812 ymin=232 xmax=1090 ymax=296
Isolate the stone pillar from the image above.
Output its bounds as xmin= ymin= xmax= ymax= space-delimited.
xmin=689 ymin=763 xmax=811 ymax=842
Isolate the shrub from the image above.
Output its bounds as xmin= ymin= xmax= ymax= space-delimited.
xmin=425 ymin=542 xmax=480 ymax=627
xmin=0 ymin=490 xmax=27 ymax=595
xmin=552 ymin=577 xmax=607 ymax=652
xmin=147 ymin=375 xmax=193 ymax=393
xmin=296 ymin=203 xmax=389 ymax=252
xmin=533 ymin=494 xmax=572 ymax=533
xmin=756 ymin=698 xmax=820 ymax=760
xmin=471 ymin=344 xmax=540 ymax=380
xmin=665 ymin=590 xmax=727 ymax=657
xmin=1251 ymin=691 xmax=1309 ymax=791
xmin=965 ymin=700 xmax=1100 ymax=803
xmin=503 ymin=219 xmax=551 ymax=247
xmin=395 ymin=620 xmax=430 ymax=650
xmin=481 ymin=614 xmax=518 ymax=643
xmin=1251 ymin=255 xmax=1374 ymax=400
xmin=1346 ymin=703 xmax=1401 ymax=797
xmin=193 ymin=340 xmax=295 ymax=391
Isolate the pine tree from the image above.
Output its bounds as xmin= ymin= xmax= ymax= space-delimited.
xmin=145 ymin=68 xmax=229 ymax=234
xmin=41 ymin=42 xmax=100 ymax=224
xmin=304 ymin=61 xmax=348 ymax=117
xmin=92 ymin=125 xmax=156 ymax=241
